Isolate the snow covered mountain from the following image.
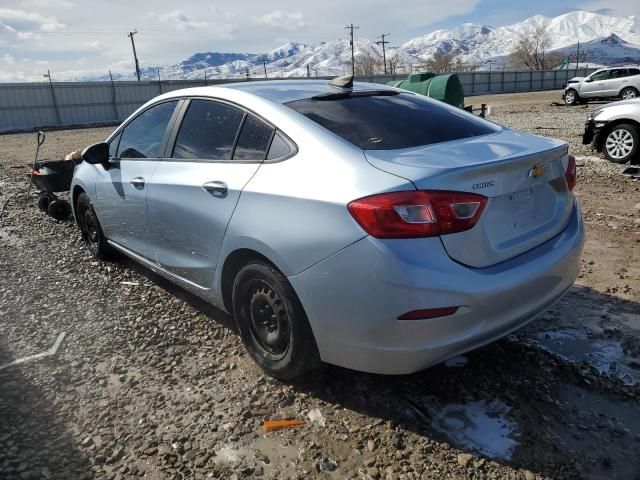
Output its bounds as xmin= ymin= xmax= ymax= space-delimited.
xmin=85 ymin=10 xmax=640 ymax=81
xmin=402 ymin=10 xmax=640 ymax=68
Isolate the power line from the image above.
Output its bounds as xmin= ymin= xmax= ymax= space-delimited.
xmin=376 ymin=33 xmax=390 ymax=75
xmin=345 ymin=23 xmax=359 ymax=76
xmin=128 ymin=30 xmax=141 ymax=82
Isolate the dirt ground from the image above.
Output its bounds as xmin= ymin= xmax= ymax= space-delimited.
xmin=1 ymin=89 xmax=639 ymax=480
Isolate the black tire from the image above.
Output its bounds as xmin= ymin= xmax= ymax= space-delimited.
xmin=48 ymin=199 xmax=71 ymax=220
xmin=602 ymin=123 xmax=639 ymax=164
xmin=620 ymin=87 xmax=639 ymax=101
xmin=232 ymin=261 xmax=320 ymax=380
xmin=76 ymin=192 xmax=114 ymax=259
xmin=564 ymin=89 xmax=580 ymax=106
xmin=37 ymin=194 xmax=52 ymax=212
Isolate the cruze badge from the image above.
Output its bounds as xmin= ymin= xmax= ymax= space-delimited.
xmin=528 ymin=163 xmax=546 ymax=179
xmin=472 ymin=180 xmax=495 ymax=190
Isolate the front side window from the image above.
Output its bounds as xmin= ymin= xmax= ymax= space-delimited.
xmin=173 ymin=100 xmax=244 ymax=160
xmin=117 ymin=101 xmax=177 ymax=159
xmin=589 ymin=70 xmax=609 ymax=81
xmin=108 ymin=131 xmax=121 ymax=158
xmin=233 ymin=114 xmax=274 ymax=160
xmin=286 ymin=92 xmax=496 ymax=150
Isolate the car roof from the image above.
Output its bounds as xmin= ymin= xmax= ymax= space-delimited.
xmin=161 ymin=80 xmax=398 ymax=105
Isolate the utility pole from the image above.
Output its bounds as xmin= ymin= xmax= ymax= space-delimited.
xmin=345 ymin=23 xmax=359 ymax=76
xmin=576 ymin=40 xmax=580 ymax=69
xmin=376 ymin=33 xmax=390 ymax=75
xmin=262 ymin=57 xmax=268 ymax=79
xmin=128 ymin=30 xmax=141 ymax=81
xmin=43 ymin=69 xmax=61 ymax=125
xmin=306 ymin=64 xmax=310 ymax=77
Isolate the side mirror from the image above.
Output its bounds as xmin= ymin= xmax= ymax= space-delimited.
xmin=82 ymin=142 xmax=109 ymax=165
xmin=585 ymin=78 xmax=593 ymax=83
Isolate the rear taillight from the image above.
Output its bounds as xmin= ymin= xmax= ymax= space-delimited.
xmin=347 ymin=190 xmax=487 ymax=239
xmin=566 ymin=155 xmax=576 ymax=191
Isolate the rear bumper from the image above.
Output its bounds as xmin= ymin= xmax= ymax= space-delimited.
xmin=289 ymin=199 xmax=584 ymax=374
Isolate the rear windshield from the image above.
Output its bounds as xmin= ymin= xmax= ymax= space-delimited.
xmin=286 ymin=93 xmax=497 ymax=150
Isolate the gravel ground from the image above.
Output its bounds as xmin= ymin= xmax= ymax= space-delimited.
xmin=1 ymin=90 xmax=639 ymax=480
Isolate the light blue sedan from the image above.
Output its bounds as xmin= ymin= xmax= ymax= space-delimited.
xmin=73 ymin=79 xmax=584 ymax=379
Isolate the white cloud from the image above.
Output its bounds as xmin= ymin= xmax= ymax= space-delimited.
xmin=153 ymin=10 xmax=209 ymax=31
xmin=0 ymin=8 xmax=65 ymax=31
xmin=85 ymin=40 xmax=106 ymax=50
xmin=3 ymin=53 xmax=16 ymax=65
xmin=20 ymin=0 xmax=73 ymax=8
xmin=254 ymin=10 xmax=307 ymax=30
xmin=583 ymin=0 xmax=640 ymax=17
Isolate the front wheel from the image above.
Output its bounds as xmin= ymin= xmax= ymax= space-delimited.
xmin=620 ymin=87 xmax=638 ymax=101
xmin=564 ymin=89 xmax=580 ymax=106
xmin=603 ymin=123 xmax=639 ymax=164
xmin=76 ymin=192 xmax=115 ymax=259
xmin=232 ymin=261 xmax=320 ymax=380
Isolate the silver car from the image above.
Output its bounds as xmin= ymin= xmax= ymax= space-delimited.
xmin=583 ymin=97 xmax=640 ymax=164
xmin=564 ymin=66 xmax=640 ymax=106
xmin=72 ymin=79 xmax=584 ymax=379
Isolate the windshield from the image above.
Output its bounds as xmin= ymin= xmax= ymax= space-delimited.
xmin=285 ymin=92 xmax=497 ymax=150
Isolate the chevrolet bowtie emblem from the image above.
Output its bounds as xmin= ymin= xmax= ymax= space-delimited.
xmin=528 ymin=163 xmax=545 ymax=178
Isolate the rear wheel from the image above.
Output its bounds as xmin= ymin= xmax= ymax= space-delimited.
xmin=232 ymin=261 xmax=320 ymax=380
xmin=603 ymin=123 xmax=639 ymax=164
xmin=76 ymin=192 xmax=114 ymax=259
xmin=620 ymin=87 xmax=638 ymax=101
xmin=564 ymin=89 xmax=580 ymax=106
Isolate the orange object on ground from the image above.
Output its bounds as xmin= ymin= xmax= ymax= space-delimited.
xmin=263 ymin=419 xmax=305 ymax=432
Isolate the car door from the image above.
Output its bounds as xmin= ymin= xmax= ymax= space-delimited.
xmin=147 ymin=98 xmax=274 ymax=290
xmin=95 ymin=100 xmax=178 ymax=258
xmin=601 ymin=68 xmax=626 ymax=97
xmin=580 ymin=70 xmax=608 ymax=98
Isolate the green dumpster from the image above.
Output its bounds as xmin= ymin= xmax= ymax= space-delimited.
xmin=389 ymin=72 xmax=465 ymax=108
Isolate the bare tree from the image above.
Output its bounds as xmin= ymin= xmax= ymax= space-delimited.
xmin=425 ymin=51 xmax=458 ymax=73
xmin=508 ymin=26 xmax=564 ymax=70
xmin=355 ymin=52 xmax=382 ymax=76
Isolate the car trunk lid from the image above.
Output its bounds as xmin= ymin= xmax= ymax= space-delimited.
xmin=365 ymin=128 xmax=574 ymax=268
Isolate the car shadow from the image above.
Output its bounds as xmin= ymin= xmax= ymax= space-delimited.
xmin=100 ymin=253 xmax=640 ymax=478
xmin=116 ymin=255 xmax=237 ymax=332
xmin=0 ymin=340 xmax=91 ymax=479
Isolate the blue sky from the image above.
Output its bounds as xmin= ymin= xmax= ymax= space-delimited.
xmin=0 ymin=0 xmax=638 ymax=81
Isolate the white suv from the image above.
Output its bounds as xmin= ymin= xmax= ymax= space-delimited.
xmin=564 ymin=66 xmax=640 ymax=106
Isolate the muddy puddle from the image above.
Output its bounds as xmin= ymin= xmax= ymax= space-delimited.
xmin=431 ymin=400 xmax=519 ymax=460
xmin=532 ymin=328 xmax=640 ymax=385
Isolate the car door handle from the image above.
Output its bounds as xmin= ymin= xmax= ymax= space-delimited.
xmin=130 ymin=177 xmax=145 ymax=189
xmin=202 ymin=181 xmax=228 ymax=195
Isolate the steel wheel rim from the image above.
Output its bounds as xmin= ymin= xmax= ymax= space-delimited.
xmin=246 ymin=280 xmax=290 ymax=359
xmin=606 ymin=129 xmax=634 ymax=159
xmin=622 ymin=89 xmax=636 ymax=100
xmin=81 ymin=208 xmax=99 ymax=248
xmin=565 ymin=92 xmax=575 ymax=103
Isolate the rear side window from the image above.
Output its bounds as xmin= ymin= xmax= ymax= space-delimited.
xmin=118 ymin=101 xmax=177 ymax=158
xmin=608 ymin=69 xmax=627 ymax=79
xmin=286 ymin=93 xmax=496 ymax=150
xmin=173 ymin=100 xmax=244 ymax=160
xmin=629 ymin=68 xmax=640 ymax=76
xmin=266 ymin=133 xmax=292 ymax=160
xmin=233 ymin=114 xmax=274 ymax=160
